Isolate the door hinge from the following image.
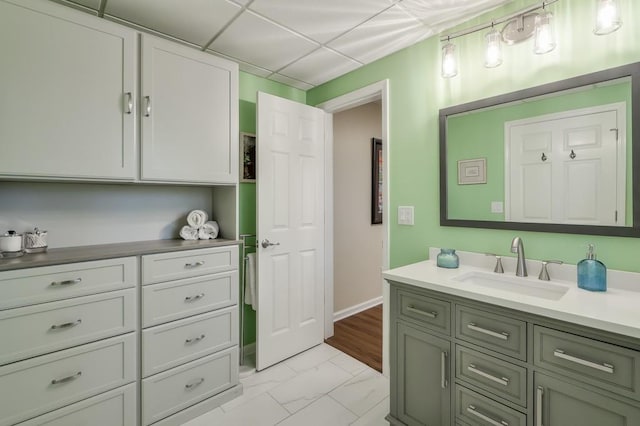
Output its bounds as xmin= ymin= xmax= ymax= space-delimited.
xmin=615 ymin=210 xmax=618 ymax=223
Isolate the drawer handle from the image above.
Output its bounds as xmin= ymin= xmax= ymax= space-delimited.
xmin=553 ymin=349 xmax=614 ymax=374
xmin=51 ymin=371 xmax=82 ymax=385
xmin=185 ymin=293 xmax=205 ymax=302
xmin=185 ymin=261 xmax=205 ymax=268
xmin=185 ymin=377 xmax=205 ymax=390
xmin=467 ymin=323 xmax=509 ymax=340
xmin=144 ymin=96 xmax=151 ymax=117
xmin=185 ymin=334 xmax=206 ymax=344
xmin=467 ymin=405 xmax=509 ymax=426
xmin=50 ymin=278 xmax=82 ymax=286
xmin=124 ymin=92 xmax=133 ymax=114
xmin=467 ymin=363 xmax=510 ymax=386
xmin=50 ymin=319 xmax=82 ymax=330
xmin=406 ymin=305 xmax=438 ymax=319
xmin=441 ymin=351 xmax=448 ymax=389
xmin=536 ymin=386 xmax=544 ymax=426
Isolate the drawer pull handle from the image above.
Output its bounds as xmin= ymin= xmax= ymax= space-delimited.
xmin=553 ymin=349 xmax=614 ymax=374
xmin=185 ymin=378 xmax=205 ymax=390
xmin=406 ymin=305 xmax=438 ymax=319
xmin=185 ymin=261 xmax=205 ymax=268
xmin=536 ymin=386 xmax=544 ymax=426
xmin=467 ymin=405 xmax=509 ymax=426
xmin=124 ymin=92 xmax=133 ymax=114
xmin=185 ymin=293 xmax=205 ymax=302
xmin=467 ymin=323 xmax=509 ymax=340
xmin=467 ymin=363 xmax=509 ymax=386
xmin=185 ymin=334 xmax=206 ymax=344
xmin=441 ymin=351 xmax=448 ymax=389
xmin=51 ymin=371 xmax=82 ymax=385
xmin=144 ymin=96 xmax=151 ymax=117
xmin=50 ymin=319 xmax=82 ymax=330
xmin=50 ymin=278 xmax=82 ymax=286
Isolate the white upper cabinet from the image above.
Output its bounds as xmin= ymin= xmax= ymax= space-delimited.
xmin=140 ymin=35 xmax=238 ymax=184
xmin=0 ymin=0 xmax=137 ymax=181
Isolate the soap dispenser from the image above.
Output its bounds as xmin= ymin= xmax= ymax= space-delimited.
xmin=577 ymin=244 xmax=607 ymax=292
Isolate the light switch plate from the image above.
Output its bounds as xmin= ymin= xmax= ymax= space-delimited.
xmin=398 ymin=206 xmax=414 ymax=225
xmin=491 ymin=201 xmax=504 ymax=213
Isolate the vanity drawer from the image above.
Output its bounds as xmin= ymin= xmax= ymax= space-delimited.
xmin=456 ymin=385 xmax=526 ymax=426
xmin=0 ymin=333 xmax=136 ymax=426
xmin=397 ymin=289 xmax=451 ymax=335
xmin=142 ymin=246 xmax=238 ymax=285
xmin=16 ymin=383 xmax=137 ymax=426
xmin=534 ymin=326 xmax=640 ymax=399
xmin=142 ymin=270 xmax=238 ymax=327
xmin=456 ymin=345 xmax=527 ymax=407
xmin=0 ymin=257 xmax=137 ymax=310
xmin=0 ymin=289 xmax=135 ymax=366
xmin=142 ymin=307 xmax=238 ymax=377
xmin=456 ymin=305 xmax=527 ymax=361
xmin=141 ymin=346 xmax=238 ymax=425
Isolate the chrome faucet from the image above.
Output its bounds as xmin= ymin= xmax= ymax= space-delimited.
xmin=510 ymin=236 xmax=528 ymax=277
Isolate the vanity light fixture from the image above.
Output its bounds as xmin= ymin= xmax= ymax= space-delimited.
xmin=441 ymin=39 xmax=458 ymax=78
xmin=484 ymin=26 xmax=503 ymax=68
xmin=594 ymin=0 xmax=622 ymax=35
xmin=533 ymin=10 xmax=556 ymax=54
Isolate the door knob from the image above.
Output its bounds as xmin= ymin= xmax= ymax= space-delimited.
xmin=261 ymin=239 xmax=280 ymax=248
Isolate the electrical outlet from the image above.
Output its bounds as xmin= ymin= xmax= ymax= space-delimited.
xmin=398 ymin=206 xmax=415 ymax=225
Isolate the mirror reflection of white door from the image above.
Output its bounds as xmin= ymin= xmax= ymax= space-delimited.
xmin=506 ymin=103 xmax=625 ymax=226
xmin=256 ymin=92 xmax=326 ymax=371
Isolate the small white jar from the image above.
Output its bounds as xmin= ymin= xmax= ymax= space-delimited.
xmin=0 ymin=230 xmax=23 ymax=253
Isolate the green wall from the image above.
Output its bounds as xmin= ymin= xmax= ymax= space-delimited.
xmin=238 ymin=72 xmax=305 ymax=346
xmin=306 ymin=0 xmax=640 ymax=271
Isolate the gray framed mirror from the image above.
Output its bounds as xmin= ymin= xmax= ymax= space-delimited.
xmin=440 ymin=62 xmax=640 ymax=237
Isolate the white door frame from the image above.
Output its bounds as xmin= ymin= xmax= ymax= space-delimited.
xmin=316 ymin=79 xmax=390 ymax=376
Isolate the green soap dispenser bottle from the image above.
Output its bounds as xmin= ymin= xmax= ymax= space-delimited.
xmin=577 ymin=244 xmax=607 ymax=292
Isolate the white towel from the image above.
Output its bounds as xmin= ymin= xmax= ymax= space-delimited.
xmin=244 ymin=253 xmax=257 ymax=310
xmin=198 ymin=221 xmax=219 ymax=240
xmin=187 ymin=210 xmax=208 ymax=228
xmin=179 ymin=225 xmax=199 ymax=241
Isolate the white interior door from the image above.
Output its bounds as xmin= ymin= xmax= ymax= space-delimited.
xmin=256 ymin=92 xmax=326 ymax=371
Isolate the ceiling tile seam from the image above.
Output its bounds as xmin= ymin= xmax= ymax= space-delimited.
xmin=50 ymin=0 xmax=98 ymax=15
xmin=266 ymin=73 xmax=314 ymax=89
xmin=238 ymin=7 xmax=321 ymax=49
xmin=201 ymin=0 xmax=254 ymax=51
xmin=209 ymin=49 xmax=276 ymax=75
xmin=269 ymin=45 xmax=363 ymax=83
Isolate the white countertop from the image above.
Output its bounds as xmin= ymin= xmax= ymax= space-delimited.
xmin=383 ymin=254 xmax=640 ymax=340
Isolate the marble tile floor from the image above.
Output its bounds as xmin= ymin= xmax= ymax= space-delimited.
xmin=183 ymin=344 xmax=390 ymax=426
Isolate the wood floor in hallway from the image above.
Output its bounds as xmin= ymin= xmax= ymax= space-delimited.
xmin=325 ymin=304 xmax=382 ymax=373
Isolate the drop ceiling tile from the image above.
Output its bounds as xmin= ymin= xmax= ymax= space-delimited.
xmin=250 ymin=0 xmax=393 ymax=44
xmin=209 ymin=10 xmax=319 ymax=71
xmin=209 ymin=50 xmax=274 ymax=78
xmin=269 ymin=74 xmax=314 ymax=91
xmin=328 ymin=4 xmax=431 ymax=64
xmin=104 ymin=0 xmax=241 ymax=46
xmin=280 ymin=48 xmax=361 ymax=86
xmin=400 ymin=0 xmax=512 ymax=29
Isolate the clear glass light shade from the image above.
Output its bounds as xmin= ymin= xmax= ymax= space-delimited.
xmin=533 ymin=11 xmax=556 ymax=54
xmin=484 ymin=29 xmax=502 ymax=68
xmin=594 ymin=0 xmax=622 ymax=35
xmin=441 ymin=42 xmax=458 ymax=78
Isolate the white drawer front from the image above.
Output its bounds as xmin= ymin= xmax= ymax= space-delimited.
xmin=0 ymin=257 xmax=137 ymax=310
xmin=142 ymin=346 xmax=238 ymax=425
xmin=0 ymin=333 xmax=136 ymax=426
xmin=142 ymin=246 xmax=238 ymax=285
xmin=0 ymin=289 xmax=136 ymax=366
xmin=142 ymin=271 xmax=238 ymax=327
xmin=142 ymin=307 xmax=238 ymax=377
xmin=16 ymin=383 xmax=137 ymax=426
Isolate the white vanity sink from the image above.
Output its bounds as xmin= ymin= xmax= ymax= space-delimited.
xmin=452 ymin=271 xmax=570 ymax=301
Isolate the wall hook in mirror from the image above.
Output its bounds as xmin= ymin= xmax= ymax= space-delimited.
xmin=570 ymin=149 xmax=576 ymax=159
xmin=541 ymin=153 xmax=547 ymax=162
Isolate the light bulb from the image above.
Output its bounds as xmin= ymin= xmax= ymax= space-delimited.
xmin=441 ymin=42 xmax=458 ymax=78
xmin=484 ymin=28 xmax=502 ymax=68
xmin=594 ymin=0 xmax=622 ymax=35
xmin=534 ymin=11 xmax=556 ymax=54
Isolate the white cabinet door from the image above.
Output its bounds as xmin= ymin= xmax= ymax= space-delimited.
xmin=140 ymin=35 xmax=238 ymax=184
xmin=0 ymin=0 xmax=137 ymax=180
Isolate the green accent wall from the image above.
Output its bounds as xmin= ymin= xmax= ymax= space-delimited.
xmin=306 ymin=0 xmax=640 ymax=272
xmin=238 ymin=71 xmax=305 ymax=346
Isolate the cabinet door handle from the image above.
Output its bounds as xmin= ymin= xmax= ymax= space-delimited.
xmin=50 ymin=319 xmax=82 ymax=330
xmin=553 ymin=349 xmax=614 ymax=373
xmin=406 ymin=305 xmax=438 ymax=318
xmin=124 ymin=92 xmax=133 ymax=114
xmin=467 ymin=363 xmax=509 ymax=386
xmin=184 ymin=293 xmax=205 ymax=302
xmin=50 ymin=278 xmax=82 ymax=287
xmin=467 ymin=323 xmax=509 ymax=340
xmin=51 ymin=371 xmax=82 ymax=385
xmin=185 ymin=334 xmax=206 ymax=344
xmin=185 ymin=261 xmax=205 ymax=268
xmin=144 ymin=96 xmax=151 ymax=117
xmin=467 ymin=405 xmax=509 ymax=426
xmin=185 ymin=377 xmax=205 ymax=390
xmin=536 ymin=386 xmax=544 ymax=426
xmin=441 ymin=351 xmax=448 ymax=389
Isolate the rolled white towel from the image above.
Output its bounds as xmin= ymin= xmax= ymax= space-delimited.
xmin=179 ymin=225 xmax=199 ymax=241
xmin=187 ymin=210 xmax=208 ymax=228
xmin=198 ymin=221 xmax=219 ymax=240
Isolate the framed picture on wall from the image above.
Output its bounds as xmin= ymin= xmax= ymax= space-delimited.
xmin=240 ymin=132 xmax=256 ymax=182
xmin=457 ymin=157 xmax=487 ymax=185
xmin=371 ymin=138 xmax=383 ymax=224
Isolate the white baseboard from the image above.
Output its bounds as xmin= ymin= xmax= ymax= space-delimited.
xmin=333 ymin=296 xmax=383 ymax=322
